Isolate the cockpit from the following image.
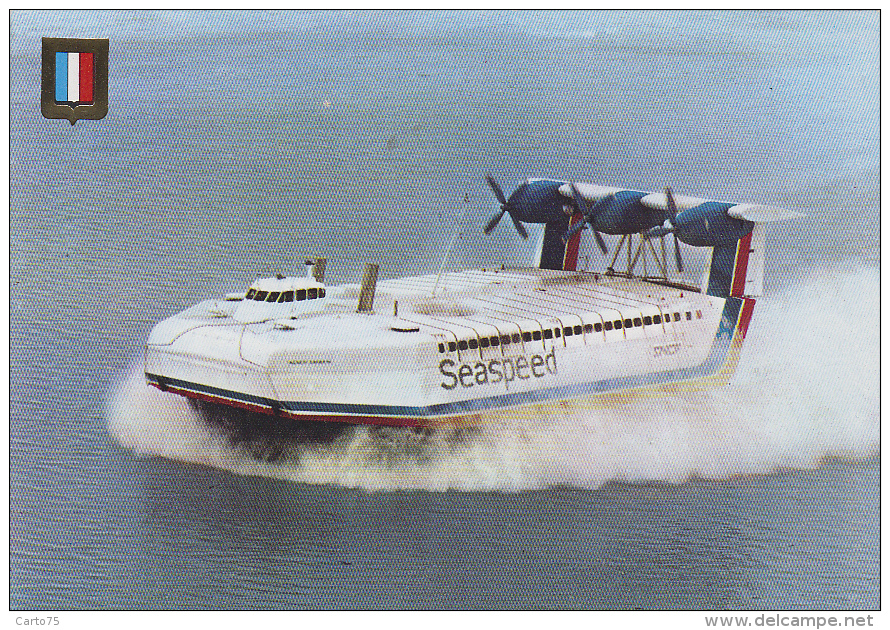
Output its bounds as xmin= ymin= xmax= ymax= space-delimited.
xmin=233 ymin=275 xmax=328 ymax=322
xmin=244 ymin=287 xmax=327 ymax=303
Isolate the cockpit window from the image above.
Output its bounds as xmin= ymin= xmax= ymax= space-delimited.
xmin=244 ymin=285 xmax=324 ymax=304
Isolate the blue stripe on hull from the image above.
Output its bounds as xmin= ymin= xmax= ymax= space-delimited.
xmin=147 ymin=298 xmax=749 ymax=422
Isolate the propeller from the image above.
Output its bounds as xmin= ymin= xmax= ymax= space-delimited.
xmin=562 ymin=183 xmax=609 ymax=254
xmin=484 ymin=174 xmax=528 ymax=239
xmin=645 ymin=187 xmax=684 ymax=273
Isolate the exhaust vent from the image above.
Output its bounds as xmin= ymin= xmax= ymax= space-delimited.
xmin=357 ymin=263 xmax=379 ymax=313
xmin=311 ymin=257 xmax=327 ymax=282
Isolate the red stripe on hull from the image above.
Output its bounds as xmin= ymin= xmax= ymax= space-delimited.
xmin=149 ymin=381 xmax=423 ymax=428
xmin=731 ymin=232 xmax=752 ymax=298
xmin=79 ymin=53 xmax=93 ymax=102
xmin=562 ymin=212 xmax=583 ymax=271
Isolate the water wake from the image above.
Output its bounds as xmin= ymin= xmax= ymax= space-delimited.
xmin=107 ymin=263 xmax=879 ymax=491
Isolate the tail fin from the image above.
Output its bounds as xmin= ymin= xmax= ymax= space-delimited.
xmin=702 ymin=224 xmax=765 ymax=298
xmin=535 ymin=213 xmax=585 ymax=271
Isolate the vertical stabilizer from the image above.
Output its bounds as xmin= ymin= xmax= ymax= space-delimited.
xmin=535 ymin=214 xmax=585 ymax=271
xmin=701 ymin=225 xmax=764 ymax=298
xmin=742 ymin=224 xmax=765 ymax=297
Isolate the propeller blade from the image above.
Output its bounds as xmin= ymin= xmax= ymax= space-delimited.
xmin=562 ymin=218 xmax=588 ymax=243
xmin=564 ymin=183 xmax=609 ymax=253
xmin=484 ymin=210 xmax=506 ymax=235
xmin=509 ymin=211 xmax=529 ymax=239
xmin=485 ymin=173 xmax=508 ymax=207
xmin=664 ymin=187 xmax=678 ymax=224
xmin=593 ymin=230 xmax=608 ymax=255
xmin=673 ymin=233 xmax=684 ymax=273
xmin=646 ymin=222 xmax=675 ymax=239
xmin=570 ymin=182 xmax=590 ymax=215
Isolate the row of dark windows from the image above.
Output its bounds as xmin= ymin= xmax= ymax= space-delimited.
xmin=439 ymin=325 xmax=593 ymax=353
xmin=599 ymin=309 xmax=702 ymax=332
xmin=245 ymin=287 xmax=326 ymax=303
xmin=436 ymin=310 xmax=703 ymax=353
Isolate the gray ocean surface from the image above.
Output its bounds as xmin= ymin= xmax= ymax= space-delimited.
xmin=10 ymin=11 xmax=879 ymax=610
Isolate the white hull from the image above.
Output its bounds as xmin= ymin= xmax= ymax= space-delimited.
xmin=145 ymin=268 xmax=755 ymax=428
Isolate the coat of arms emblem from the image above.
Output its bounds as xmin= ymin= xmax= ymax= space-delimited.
xmin=41 ymin=37 xmax=108 ymax=125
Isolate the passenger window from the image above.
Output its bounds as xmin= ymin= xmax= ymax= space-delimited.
xmin=458 ymin=340 xmax=468 ymax=351
xmin=246 ymin=289 xmax=257 ymax=300
xmin=532 ymin=331 xmax=542 ymax=341
xmin=255 ymin=290 xmax=268 ymax=301
xmin=438 ymin=343 xmax=445 ymax=353
xmin=543 ymin=329 xmax=553 ymax=339
xmin=653 ymin=315 xmax=661 ymax=324
xmin=643 ymin=316 xmax=652 ymax=326
xmin=480 ymin=337 xmax=490 ymax=348
xmin=512 ymin=333 xmax=521 ymax=344
xmin=664 ymin=314 xmax=670 ymax=322
xmin=490 ymin=336 xmax=500 ymax=346
xmin=468 ymin=339 xmax=478 ymax=349
xmin=633 ymin=318 xmax=642 ymax=327
xmin=584 ymin=324 xmax=593 ymax=333
xmin=686 ymin=312 xmax=692 ymax=320
xmin=501 ymin=335 xmax=511 ymax=345
xmin=267 ymin=291 xmax=280 ymax=302
xmin=573 ymin=325 xmax=582 ymax=335
xmin=308 ymin=288 xmax=318 ymax=299
xmin=614 ymin=320 xmax=623 ymax=330
xmin=674 ymin=312 xmax=681 ymax=321
xmin=283 ymin=291 xmax=294 ymax=302
xmin=297 ymin=289 xmax=307 ymax=301
xmin=277 ymin=292 xmax=287 ymax=303
xmin=522 ymin=332 xmax=532 ymax=342
xmin=554 ymin=328 xmax=560 ymax=338
xmin=564 ymin=327 xmax=573 ymax=337
xmin=604 ymin=321 xmax=613 ymax=331
xmin=319 ymin=288 xmax=326 ymax=298
xmin=594 ymin=323 xmax=602 ymax=333
xmin=624 ymin=319 xmax=632 ymax=328
xmin=448 ymin=341 xmax=457 ymax=352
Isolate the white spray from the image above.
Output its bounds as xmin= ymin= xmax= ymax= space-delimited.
xmin=107 ymin=262 xmax=879 ymax=492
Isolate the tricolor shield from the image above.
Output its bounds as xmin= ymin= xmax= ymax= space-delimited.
xmin=41 ymin=37 xmax=108 ymax=125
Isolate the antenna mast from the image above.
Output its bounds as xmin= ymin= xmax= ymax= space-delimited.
xmin=432 ymin=193 xmax=472 ymax=296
